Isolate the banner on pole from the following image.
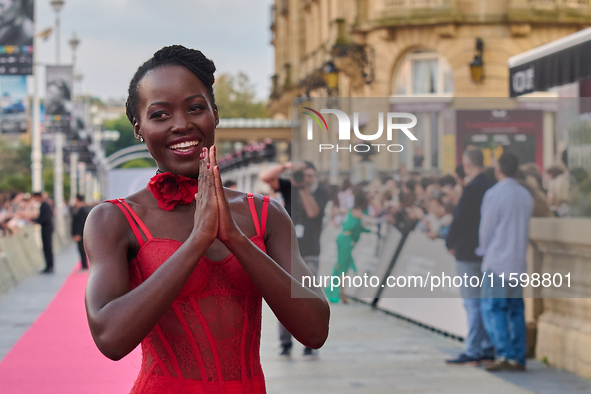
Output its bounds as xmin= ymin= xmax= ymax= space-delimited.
xmin=45 ymin=65 xmax=73 ymax=134
xmin=0 ymin=75 xmax=27 ymax=133
xmin=0 ymin=0 xmax=34 ymax=75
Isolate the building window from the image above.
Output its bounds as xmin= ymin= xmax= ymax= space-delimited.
xmin=393 ymin=50 xmax=454 ymax=96
xmin=392 ymin=50 xmax=452 ymax=171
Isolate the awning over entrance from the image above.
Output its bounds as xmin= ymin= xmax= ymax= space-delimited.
xmin=508 ymin=27 xmax=591 ymax=97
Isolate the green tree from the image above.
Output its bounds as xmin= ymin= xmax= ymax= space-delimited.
xmin=104 ymin=115 xmax=138 ymax=157
xmin=214 ymin=72 xmax=269 ymax=118
xmin=0 ymin=138 xmax=32 ymax=193
xmin=121 ymin=158 xmax=155 ymax=169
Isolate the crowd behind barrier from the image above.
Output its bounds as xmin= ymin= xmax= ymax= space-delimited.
xmin=248 ymin=155 xmax=571 ymax=361
xmin=0 ymin=191 xmax=73 ymax=297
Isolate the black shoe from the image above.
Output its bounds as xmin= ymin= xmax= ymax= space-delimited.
xmin=40 ymin=267 xmax=54 ymax=274
xmin=302 ymin=347 xmax=318 ymax=361
xmin=445 ymin=353 xmax=480 ymax=365
xmin=279 ymin=345 xmax=291 ymax=359
xmin=478 ymin=354 xmax=496 ymax=364
xmin=485 ymin=357 xmax=526 ymax=372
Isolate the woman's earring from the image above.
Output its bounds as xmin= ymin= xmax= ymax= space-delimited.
xmin=137 ymin=135 xmax=144 ymax=142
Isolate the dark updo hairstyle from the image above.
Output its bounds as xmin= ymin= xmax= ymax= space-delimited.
xmin=125 ymin=45 xmax=216 ymax=125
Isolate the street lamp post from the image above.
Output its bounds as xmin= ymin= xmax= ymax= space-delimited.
xmin=324 ymin=61 xmax=340 ymax=187
xmin=69 ymin=32 xmax=79 ymax=68
xmin=69 ymin=32 xmax=80 ymax=203
xmin=51 ymin=0 xmax=66 ymax=238
xmin=51 ymin=0 xmax=65 ymax=64
xmin=31 ymin=3 xmax=42 ymax=192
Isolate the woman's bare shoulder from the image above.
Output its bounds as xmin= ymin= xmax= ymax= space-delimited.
xmin=85 ymin=189 xmax=150 ymax=236
xmin=85 ymin=200 xmax=129 ymax=234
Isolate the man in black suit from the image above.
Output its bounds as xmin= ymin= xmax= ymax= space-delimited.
xmin=32 ymin=192 xmax=54 ymax=274
xmin=445 ymin=148 xmax=496 ymax=365
xmin=72 ymin=194 xmax=91 ymax=270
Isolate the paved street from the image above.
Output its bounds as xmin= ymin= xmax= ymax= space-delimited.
xmin=1 ymin=241 xmax=590 ymax=393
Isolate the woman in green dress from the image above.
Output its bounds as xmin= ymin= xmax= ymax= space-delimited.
xmin=326 ymin=187 xmax=371 ymax=303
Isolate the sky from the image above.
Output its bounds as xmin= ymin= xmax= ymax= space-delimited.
xmin=33 ymin=0 xmax=274 ymax=102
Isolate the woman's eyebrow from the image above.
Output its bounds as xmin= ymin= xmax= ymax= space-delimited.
xmin=184 ymin=94 xmax=205 ymax=101
xmin=148 ymin=101 xmax=169 ymax=108
xmin=147 ymin=94 xmax=205 ymax=109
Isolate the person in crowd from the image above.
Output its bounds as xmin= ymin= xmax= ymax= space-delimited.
xmin=403 ymin=179 xmax=417 ymax=195
xmin=439 ymin=175 xmax=459 ymax=206
xmin=71 ymin=194 xmax=91 ymax=270
xmin=413 ymin=146 xmax=424 ymax=168
xmin=260 ymin=159 xmax=329 ymax=360
xmin=483 ymin=166 xmax=497 ymax=183
xmin=334 ymin=177 xmax=354 ymax=226
xmin=455 ymin=164 xmax=466 ymax=187
xmin=445 ymin=148 xmax=495 ymax=365
xmin=520 ymin=163 xmax=545 ymax=192
xmin=546 ymin=164 xmax=570 ymax=217
xmin=385 ymin=191 xmax=418 ymax=234
xmin=515 ymin=168 xmax=553 ymax=217
xmin=259 ymin=161 xmax=292 ymax=216
xmin=32 ymin=192 xmax=54 ymax=274
xmin=569 ymin=167 xmax=591 ymax=217
xmin=417 ymin=194 xmax=453 ymax=240
xmin=84 ymin=46 xmax=329 ymax=393
xmin=222 ymin=179 xmax=237 ymax=190
xmin=477 ymin=153 xmax=533 ymax=372
xmin=325 ymin=186 xmax=371 ymax=304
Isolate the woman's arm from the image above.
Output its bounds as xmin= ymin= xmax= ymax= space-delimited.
xmin=210 ymin=151 xmax=329 ymax=349
xmin=224 ymin=198 xmax=329 ymax=349
xmin=85 ymin=159 xmax=218 ymax=361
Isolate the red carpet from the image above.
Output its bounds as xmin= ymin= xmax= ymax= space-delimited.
xmin=0 ymin=266 xmax=141 ymax=393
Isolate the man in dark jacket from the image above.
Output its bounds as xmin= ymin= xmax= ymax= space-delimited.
xmin=445 ymin=148 xmax=496 ymax=365
xmin=72 ymin=194 xmax=91 ymax=270
xmin=260 ymin=161 xmax=329 ymax=360
xmin=32 ymin=192 xmax=54 ymax=274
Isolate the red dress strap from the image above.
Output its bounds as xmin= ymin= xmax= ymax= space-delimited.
xmin=261 ymin=196 xmax=270 ymax=236
xmin=106 ymin=199 xmax=153 ymax=248
xmin=246 ymin=193 xmax=270 ymax=237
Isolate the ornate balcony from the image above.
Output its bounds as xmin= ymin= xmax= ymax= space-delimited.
xmin=363 ymin=0 xmax=458 ymax=28
xmin=509 ymin=0 xmax=591 ymax=23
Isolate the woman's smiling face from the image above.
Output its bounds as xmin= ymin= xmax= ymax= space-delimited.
xmin=134 ymin=65 xmax=218 ymax=176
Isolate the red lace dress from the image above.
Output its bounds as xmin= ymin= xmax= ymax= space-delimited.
xmin=108 ymin=193 xmax=269 ymax=393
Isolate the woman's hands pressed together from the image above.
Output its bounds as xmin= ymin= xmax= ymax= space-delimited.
xmin=192 ymin=148 xmax=218 ymax=246
xmin=193 ymin=146 xmax=242 ymax=245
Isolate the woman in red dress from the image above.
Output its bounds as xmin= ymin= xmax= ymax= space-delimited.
xmin=84 ymin=45 xmax=330 ymax=393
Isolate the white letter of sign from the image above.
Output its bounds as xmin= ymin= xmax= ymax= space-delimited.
xmin=387 ymin=113 xmax=418 ymax=141
xmin=321 ymin=109 xmax=350 ymax=140
xmin=353 ymin=112 xmax=383 ymax=141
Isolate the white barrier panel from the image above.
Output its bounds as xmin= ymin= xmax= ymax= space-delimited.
xmin=376 ymin=231 xmax=467 ymax=338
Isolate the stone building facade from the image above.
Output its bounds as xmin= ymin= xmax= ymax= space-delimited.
xmin=270 ymin=0 xmax=591 ymax=174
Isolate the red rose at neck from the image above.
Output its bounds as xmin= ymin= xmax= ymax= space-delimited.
xmin=147 ymin=172 xmax=199 ymax=211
